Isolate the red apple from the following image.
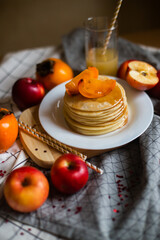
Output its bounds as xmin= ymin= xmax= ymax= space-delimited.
xmin=12 ymin=78 xmax=45 ymax=111
xmin=125 ymin=61 xmax=159 ymax=90
xmin=146 ymin=70 xmax=160 ymax=99
xmin=117 ymin=60 xmax=134 ymax=79
xmin=51 ymin=153 xmax=89 ymax=194
xmin=4 ymin=166 xmax=49 ymax=213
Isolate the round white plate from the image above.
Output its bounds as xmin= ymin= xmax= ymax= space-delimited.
xmin=39 ymin=77 xmax=153 ymax=150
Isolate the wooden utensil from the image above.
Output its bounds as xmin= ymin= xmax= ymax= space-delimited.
xmin=19 ymin=106 xmax=107 ymax=169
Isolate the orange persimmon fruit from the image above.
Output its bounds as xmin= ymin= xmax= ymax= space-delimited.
xmin=36 ymin=58 xmax=74 ymax=91
xmin=78 ymin=78 xmax=116 ymax=98
xmin=65 ymin=67 xmax=99 ymax=95
xmin=0 ymin=108 xmax=18 ymax=153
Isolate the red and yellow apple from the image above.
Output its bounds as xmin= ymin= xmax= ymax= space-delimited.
xmin=12 ymin=78 xmax=45 ymax=111
xmin=125 ymin=61 xmax=159 ymax=90
xmin=51 ymin=153 xmax=89 ymax=194
xmin=117 ymin=59 xmax=134 ymax=79
xmin=4 ymin=166 xmax=49 ymax=213
xmin=117 ymin=60 xmax=159 ymax=91
xmin=147 ymin=70 xmax=160 ymax=99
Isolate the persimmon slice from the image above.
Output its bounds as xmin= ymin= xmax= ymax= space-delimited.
xmin=88 ymin=67 xmax=99 ymax=78
xmin=78 ymin=78 xmax=116 ymax=98
xmin=65 ymin=67 xmax=99 ymax=95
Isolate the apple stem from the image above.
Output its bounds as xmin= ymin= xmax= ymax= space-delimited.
xmin=68 ymin=164 xmax=75 ymax=170
xmin=22 ymin=178 xmax=30 ymax=187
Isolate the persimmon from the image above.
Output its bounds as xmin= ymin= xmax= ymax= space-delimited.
xmin=0 ymin=108 xmax=18 ymax=153
xmin=78 ymin=78 xmax=116 ymax=98
xmin=36 ymin=58 xmax=74 ymax=91
xmin=65 ymin=67 xmax=99 ymax=96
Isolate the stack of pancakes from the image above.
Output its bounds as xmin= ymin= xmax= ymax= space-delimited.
xmin=63 ymin=76 xmax=128 ymax=136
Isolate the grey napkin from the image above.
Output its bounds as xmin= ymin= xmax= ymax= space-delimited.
xmin=1 ymin=28 xmax=160 ymax=240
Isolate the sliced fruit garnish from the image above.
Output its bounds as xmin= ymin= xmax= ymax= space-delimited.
xmin=87 ymin=66 xmax=99 ymax=78
xmin=78 ymin=78 xmax=116 ymax=98
xmin=65 ymin=67 xmax=99 ymax=95
xmin=126 ymin=60 xmax=159 ymax=90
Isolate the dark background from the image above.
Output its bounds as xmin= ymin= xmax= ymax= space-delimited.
xmin=0 ymin=0 xmax=160 ymax=57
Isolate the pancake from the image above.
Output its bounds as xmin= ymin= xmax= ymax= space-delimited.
xmin=64 ymin=107 xmax=128 ymax=135
xmin=63 ymin=76 xmax=128 ymax=136
xmin=64 ymin=100 xmax=125 ymax=123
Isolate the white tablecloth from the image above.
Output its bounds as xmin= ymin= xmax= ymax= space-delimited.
xmin=1 ymin=42 xmax=160 ymax=240
xmin=0 ymin=46 xmax=65 ymax=240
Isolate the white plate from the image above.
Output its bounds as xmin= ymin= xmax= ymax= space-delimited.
xmin=39 ymin=77 xmax=153 ymax=150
